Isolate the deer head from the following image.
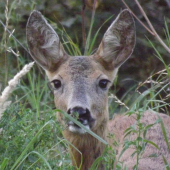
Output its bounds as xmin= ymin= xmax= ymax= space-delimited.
xmin=26 ymin=9 xmax=135 ymax=135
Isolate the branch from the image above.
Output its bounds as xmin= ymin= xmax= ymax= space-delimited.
xmin=121 ymin=0 xmax=155 ymax=36
xmin=121 ymin=0 xmax=170 ymax=54
xmin=134 ymin=0 xmax=170 ymax=53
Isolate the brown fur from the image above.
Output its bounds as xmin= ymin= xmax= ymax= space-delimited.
xmin=63 ymin=130 xmax=106 ymax=169
xmin=26 ymin=9 xmax=170 ymax=170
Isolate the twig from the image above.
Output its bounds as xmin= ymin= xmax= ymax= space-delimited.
xmin=4 ymin=0 xmax=9 ymax=85
xmin=0 ymin=20 xmax=30 ymax=54
xmin=121 ymin=0 xmax=155 ymax=36
xmin=136 ymin=66 xmax=170 ymax=92
xmin=134 ymin=0 xmax=170 ymax=53
xmin=109 ymin=94 xmax=129 ymax=110
xmin=121 ymin=0 xmax=170 ymax=54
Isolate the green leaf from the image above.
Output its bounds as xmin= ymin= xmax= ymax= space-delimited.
xmin=143 ymin=139 xmax=159 ymax=150
xmin=57 ymin=109 xmax=108 ymax=145
xmin=0 ymin=158 xmax=9 ymax=170
xmin=11 ymin=120 xmax=55 ymax=170
xmin=131 ymin=151 xmax=137 ymax=158
xmin=159 ymin=117 xmax=170 ymax=154
xmin=143 ymin=123 xmax=155 ymax=138
xmin=148 ymin=153 xmax=158 ymax=158
xmin=162 ymin=155 xmax=170 ymax=170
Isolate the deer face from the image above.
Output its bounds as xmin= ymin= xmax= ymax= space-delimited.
xmin=26 ymin=10 xmax=135 ymax=134
xmin=46 ymin=55 xmax=117 ymax=133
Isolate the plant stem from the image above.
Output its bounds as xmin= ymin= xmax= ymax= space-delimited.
xmin=134 ymin=0 xmax=170 ymax=53
xmin=81 ymin=0 xmax=86 ymax=48
xmin=84 ymin=0 xmax=97 ymax=55
xmin=136 ymin=111 xmax=141 ymax=170
xmin=4 ymin=0 xmax=9 ymax=86
xmin=121 ymin=0 xmax=170 ymax=54
xmin=121 ymin=0 xmax=154 ymax=36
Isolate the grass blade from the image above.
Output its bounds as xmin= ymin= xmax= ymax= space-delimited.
xmin=159 ymin=117 xmax=170 ymax=154
xmin=11 ymin=120 xmax=55 ymax=170
xmin=162 ymin=155 xmax=170 ymax=170
xmin=57 ymin=109 xmax=108 ymax=145
xmin=0 ymin=158 xmax=9 ymax=170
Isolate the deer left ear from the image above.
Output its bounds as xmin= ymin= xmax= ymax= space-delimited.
xmin=26 ymin=11 xmax=69 ymax=72
xmin=94 ymin=9 xmax=136 ymax=69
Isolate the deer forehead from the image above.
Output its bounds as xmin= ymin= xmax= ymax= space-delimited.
xmin=46 ymin=56 xmax=110 ymax=81
xmin=67 ymin=56 xmax=95 ymax=76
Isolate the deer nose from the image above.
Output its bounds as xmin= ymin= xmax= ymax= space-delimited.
xmin=67 ymin=107 xmax=90 ymax=122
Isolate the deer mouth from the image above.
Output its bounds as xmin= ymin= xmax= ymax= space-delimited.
xmin=68 ymin=119 xmax=95 ymax=134
xmin=67 ymin=107 xmax=95 ymax=134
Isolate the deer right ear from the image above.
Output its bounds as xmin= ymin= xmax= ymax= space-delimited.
xmin=94 ymin=9 xmax=136 ymax=70
xmin=26 ymin=11 xmax=69 ymax=72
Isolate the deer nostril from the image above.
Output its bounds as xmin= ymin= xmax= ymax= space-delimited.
xmin=67 ymin=107 xmax=95 ymax=127
xmin=67 ymin=107 xmax=90 ymax=118
xmin=68 ymin=107 xmax=86 ymax=115
xmin=67 ymin=109 xmax=71 ymax=115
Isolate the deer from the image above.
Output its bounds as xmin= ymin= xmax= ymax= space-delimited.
xmin=26 ymin=9 xmax=170 ymax=170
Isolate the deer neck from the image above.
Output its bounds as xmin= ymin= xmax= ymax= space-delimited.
xmin=63 ymin=118 xmax=108 ymax=170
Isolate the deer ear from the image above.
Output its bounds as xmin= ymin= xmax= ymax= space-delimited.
xmin=26 ymin=11 xmax=69 ymax=72
xmin=94 ymin=9 xmax=136 ymax=69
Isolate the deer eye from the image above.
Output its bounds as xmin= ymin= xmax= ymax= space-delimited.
xmin=51 ymin=80 xmax=62 ymax=89
xmin=99 ymin=79 xmax=110 ymax=89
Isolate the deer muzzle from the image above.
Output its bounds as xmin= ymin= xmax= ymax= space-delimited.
xmin=67 ymin=106 xmax=95 ymax=134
